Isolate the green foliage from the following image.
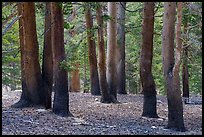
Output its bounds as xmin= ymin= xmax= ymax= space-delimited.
xmin=62 ymin=2 xmax=73 ymax=15
xmin=125 ymin=2 xmax=143 ymax=94
xmin=59 ymin=60 xmax=75 ymax=72
xmin=2 ymin=3 xmax=21 ymax=90
xmin=64 ymin=22 xmax=75 ymax=30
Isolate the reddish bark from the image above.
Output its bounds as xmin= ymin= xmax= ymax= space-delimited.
xmin=140 ymin=2 xmax=158 ymax=118
xmin=85 ymin=5 xmax=101 ymax=95
xmin=162 ymin=2 xmax=185 ymax=131
xmin=51 ymin=2 xmax=72 ymax=117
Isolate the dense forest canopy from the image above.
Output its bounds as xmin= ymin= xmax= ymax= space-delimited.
xmin=2 ymin=2 xmax=202 ymax=95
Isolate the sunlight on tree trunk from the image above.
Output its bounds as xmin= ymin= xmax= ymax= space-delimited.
xmin=162 ymin=2 xmax=186 ymax=131
xmin=12 ymin=3 xmax=48 ymax=108
xmin=96 ymin=2 xmax=111 ymax=103
xmin=107 ymin=2 xmax=119 ymax=103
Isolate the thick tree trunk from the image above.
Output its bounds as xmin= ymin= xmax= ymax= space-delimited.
xmin=107 ymin=2 xmax=119 ymax=103
xmin=12 ymin=3 xmax=46 ymax=108
xmin=85 ymin=5 xmax=101 ymax=95
xmin=140 ymin=2 xmax=158 ymax=118
xmin=42 ymin=2 xmax=52 ymax=109
xmin=116 ymin=2 xmax=127 ymax=94
xmin=96 ymin=2 xmax=111 ymax=103
xmin=162 ymin=2 xmax=185 ymax=131
xmin=51 ymin=2 xmax=72 ymax=117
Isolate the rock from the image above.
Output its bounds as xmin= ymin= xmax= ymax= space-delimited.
xmin=151 ymin=126 xmax=157 ymax=129
xmin=157 ymin=100 xmax=163 ymax=103
xmin=37 ymin=109 xmax=47 ymax=112
xmin=157 ymin=118 xmax=164 ymax=121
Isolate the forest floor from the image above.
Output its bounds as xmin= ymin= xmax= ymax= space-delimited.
xmin=2 ymin=87 xmax=202 ymax=135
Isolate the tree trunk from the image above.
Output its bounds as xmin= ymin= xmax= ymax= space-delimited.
xmin=182 ymin=21 xmax=189 ymax=102
xmin=116 ymin=2 xmax=127 ymax=94
xmin=182 ymin=48 xmax=189 ymax=99
xmin=70 ymin=63 xmax=80 ymax=92
xmin=140 ymin=2 xmax=158 ymax=118
xmin=69 ymin=7 xmax=80 ymax=93
xmin=162 ymin=2 xmax=185 ymax=131
xmin=85 ymin=4 xmax=101 ymax=95
xmin=51 ymin=2 xmax=72 ymax=117
xmin=12 ymin=3 xmax=47 ymax=108
xmin=83 ymin=45 xmax=88 ymax=93
xmin=42 ymin=2 xmax=52 ymax=109
xmin=96 ymin=2 xmax=111 ymax=103
xmin=107 ymin=2 xmax=119 ymax=103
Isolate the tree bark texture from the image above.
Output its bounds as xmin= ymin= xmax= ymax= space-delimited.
xmin=140 ymin=2 xmax=158 ymax=118
xmin=70 ymin=63 xmax=80 ymax=92
xmin=96 ymin=2 xmax=111 ymax=103
xmin=69 ymin=7 xmax=80 ymax=92
xmin=182 ymin=48 xmax=189 ymax=99
xmin=162 ymin=2 xmax=185 ymax=131
xmin=51 ymin=2 xmax=72 ymax=117
xmin=83 ymin=45 xmax=88 ymax=93
xmin=182 ymin=22 xmax=189 ymax=100
xmin=42 ymin=2 xmax=52 ymax=109
xmin=85 ymin=5 xmax=101 ymax=95
xmin=106 ymin=2 xmax=118 ymax=102
xmin=116 ymin=2 xmax=127 ymax=94
xmin=12 ymin=3 xmax=46 ymax=108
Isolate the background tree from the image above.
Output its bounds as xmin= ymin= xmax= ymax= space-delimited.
xmin=70 ymin=64 xmax=80 ymax=92
xmin=116 ymin=2 xmax=127 ymax=94
xmin=140 ymin=2 xmax=158 ymax=118
xmin=85 ymin=3 xmax=101 ymax=95
xmin=68 ymin=6 xmax=81 ymax=92
xmin=51 ymin=2 xmax=72 ymax=116
xmin=106 ymin=2 xmax=118 ymax=102
xmin=162 ymin=2 xmax=185 ymax=131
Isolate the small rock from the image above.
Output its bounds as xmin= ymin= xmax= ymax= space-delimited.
xmin=157 ymin=100 xmax=162 ymax=103
xmin=157 ymin=118 xmax=164 ymax=121
xmin=37 ymin=109 xmax=46 ymax=112
xmin=151 ymin=126 xmax=157 ymax=129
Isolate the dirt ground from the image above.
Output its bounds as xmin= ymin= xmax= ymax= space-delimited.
xmin=2 ymin=88 xmax=202 ymax=135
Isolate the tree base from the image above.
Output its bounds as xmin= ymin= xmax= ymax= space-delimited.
xmin=100 ymin=98 xmax=111 ymax=103
xmin=100 ymin=95 xmax=120 ymax=104
xmin=117 ymin=91 xmax=127 ymax=94
xmin=11 ymin=99 xmax=31 ymax=108
xmin=91 ymin=93 xmax=101 ymax=96
xmin=110 ymin=95 xmax=120 ymax=103
xmin=165 ymin=125 xmax=186 ymax=132
xmin=142 ymin=113 xmax=159 ymax=118
xmin=53 ymin=109 xmax=74 ymax=117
